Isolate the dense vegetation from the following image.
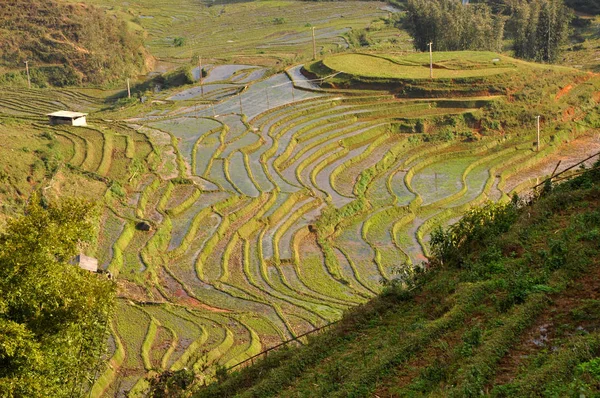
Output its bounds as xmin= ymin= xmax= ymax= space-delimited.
xmin=564 ymin=0 xmax=600 ymax=14
xmin=0 ymin=0 xmax=149 ymax=87
xmin=402 ymin=0 xmax=573 ymax=63
xmin=0 ymin=196 xmax=115 ymax=397
xmin=189 ymin=165 xmax=600 ymax=397
xmin=511 ymin=0 xmax=572 ymax=63
xmin=404 ymin=0 xmax=505 ymax=52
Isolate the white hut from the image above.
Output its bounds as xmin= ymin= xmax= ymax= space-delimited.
xmin=73 ymin=254 xmax=99 ymax=273
xmin=47 ymin=111 xmax=88 ymax=126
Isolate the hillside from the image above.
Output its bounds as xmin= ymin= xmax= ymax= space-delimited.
xmin=0 ymin=47 xmax=598 ymax=395
xmin=191 ymin=165 xmax=600 ymax=397
xmin=0 ymin=0 xmax=151 ymax=87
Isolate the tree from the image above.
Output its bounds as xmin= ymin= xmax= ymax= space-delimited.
xmin=511 ymin=0 xmax=572 ymax=63
xmin=0 ymin=195 xmax=115 ymax=397
xmin=403 ymin=0 xmax=505 ymax=52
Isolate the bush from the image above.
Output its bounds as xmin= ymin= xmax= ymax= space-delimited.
xmin=430 ymin=202 xmax=518 ymax=267
xmin=173 ymin=36 xmax=186 ymax=47
xmin=148 ymin=369 xmax=196 ymax=398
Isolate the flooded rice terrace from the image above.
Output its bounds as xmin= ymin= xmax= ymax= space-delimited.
xmin=102 ymin=58 xmax=600 ymax=395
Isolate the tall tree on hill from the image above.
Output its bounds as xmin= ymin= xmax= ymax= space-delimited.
xmin=511 ymin=0 xmax=572 ymax=62
xmin=403 ymin=0 xmax=505 ymax=52
xmin=0 ymin=195 xmax=115 ymax=397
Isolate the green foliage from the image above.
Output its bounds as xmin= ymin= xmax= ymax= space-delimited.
xmin=0 ymin=195 xmax=115 ymax=397
xmin=564 ymin=0 xmax=600 ymax=14
xmin=404 ymin=0 xmax=505 ymax=52
xmin=578 ymin=357 xmax=600 ymax=381
xmin=148 ymin=369 xmax=196 ymax=397
xmin=346 ymin=28 xmax=372 ymax=47
xmin=173 ymin=37 xmax=186 ymax=47
xmin=430 ymin=201 xmax=518 ymax=267
xmin=510 ymin=0 xmax=572 ymax=63
xmin=110 ymin=181 xmax=127 ymax=198
xmin=271 ymin=17 xmax=286 ymax=25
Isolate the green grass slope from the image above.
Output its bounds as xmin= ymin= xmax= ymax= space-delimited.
xmin=193 ymin=166 xmax=600 ymax=397
xmin=0 ymin=0 xmax=151 ymax=87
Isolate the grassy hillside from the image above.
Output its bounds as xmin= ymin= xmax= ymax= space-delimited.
xmin=0 ymin=0 xmax=151 ymax=87
xmin=64 ymin=0 xmax=402 ymax=66
xmin=304 ymin=51 xmax=576 ymax=87
xmin=192 ymin=165 xmax=600 ymax=397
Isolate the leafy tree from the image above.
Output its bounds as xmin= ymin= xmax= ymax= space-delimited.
xmin=510 ymin=0 xmax=572 ymax=62
xmin=403 ymin=0 xmax=505 ymax=51
xmin=0 ymin=195 xmax=115 ymax=397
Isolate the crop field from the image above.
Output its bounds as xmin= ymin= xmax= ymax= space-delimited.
xmin=64 ymin=0 xmax=402 ymax=64
xmin=1 ymin=43 xmax=599 ymax=396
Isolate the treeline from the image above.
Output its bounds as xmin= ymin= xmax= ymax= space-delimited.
xmin=511 ymin=0 xmax=571 ymax=62
xmin=0 ymin=0 xmax=150 ymax=87
xmin=404 ymin=0 xmax=504 ymax=51
xmin=403 ymin=0 xmax=573 ymax=63
xmin=562 ymin=0 xmax=599 ymax=14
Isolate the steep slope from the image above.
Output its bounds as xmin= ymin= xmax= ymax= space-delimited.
xmin=0 ymin=0 xmax=151 ymax=86
xmin=193 ymin=165 xmax=600 ymax=397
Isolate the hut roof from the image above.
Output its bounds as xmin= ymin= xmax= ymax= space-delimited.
xmin=47 ymin=111 xmax=88 ymax=118
xmin=75 ymin=254 xmax=98 ymax=272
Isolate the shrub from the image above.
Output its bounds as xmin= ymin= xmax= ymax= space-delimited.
xmin=173 ymin=36 xmax=186 ymax=47
xmin=430 ymin=202 xmax=518 ymax=267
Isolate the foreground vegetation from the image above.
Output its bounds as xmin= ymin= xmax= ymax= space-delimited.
xmin=190 ymin=165 xmax=600 ymax=397
xmin=0 ymin=197 xmax=115 ymax=397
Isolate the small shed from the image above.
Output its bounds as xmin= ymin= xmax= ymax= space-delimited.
xmin=73 ymin=254 xmax=99 ymax=273
xmin=47 ymin=111 xmax=88 ymax=126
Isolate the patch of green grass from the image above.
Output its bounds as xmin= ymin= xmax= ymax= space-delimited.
xmin=321 ymin=52 xmax=516 ymax=80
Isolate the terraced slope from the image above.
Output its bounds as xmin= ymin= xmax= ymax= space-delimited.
xmin=2 ymin=52 xmax=598 ymax=396
xmin=192 ymin=166 xmax=600 ymax=397
xmin=84 ymin=56 xmax=598 ymax=396
xmin=65 ymin=0 xmax=402 ymax=64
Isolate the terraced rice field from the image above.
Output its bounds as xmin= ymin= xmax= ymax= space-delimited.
xmin=3 ymin=51 xmax=597 ymax=396
xmin=67 ymin=0 xmax=401 ymax=63
xmin=89 ymin=59 xmax=600 ymax=395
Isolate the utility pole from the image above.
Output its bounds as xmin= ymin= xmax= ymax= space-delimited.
xmin=312 ymin=27 xmax=317 ymax=60
xmin=25 ymin=61 xmax=31 ymax=89
xmin=265 ymin=88 xmax=270 ymax=109
xmin=127 ymin=78 xmax=131 ymax=99
xmin=536 ymin=115 xmax=541 ymax=152
xmin=291 ymin=82 xmax=295 ymax=101
xmin=199 ymin=56 xmax=204 ymax=96
xmin=428 ymin=42 xmax=433 ymax=79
